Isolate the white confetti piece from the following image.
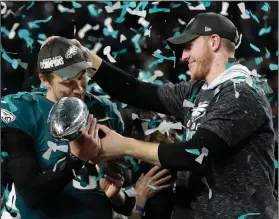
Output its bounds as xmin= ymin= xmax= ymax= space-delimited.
xmin=188 ymin=4 xmax=206 ymax=10
xmin=126 ymin=7 xmax=147 ymax=17
xmin=138 ymin=17 xmax=150 ymax=27
xmin=201 ymin=177 xmax=212 ymax=199
xmin=195 ymin=147 xmax=208 ymax=164
xmin=147 ymin=185 xmax=158 ymax=190
xmin=92 ymin=24 xmax=100 ymax=30
xmin=104 ymin=17 xmax=114 ymax=32
xmin=42 ymin=141 xmax=68 ymax=160
xmin=178 ymin=18 xmax=186 ymax=25
xmin=144 ymin=26 xmax=152 ymax=37
xmin=183 ymin=99 xmax=195 ymax=108
xmin=132 ymin=113 xmax=150 ymax=122
xmin=91 ymin=42 xmax=103 ymax=54
xmin=144 ymin=70 xmax=163 ymax=83
xmin=220 ymin=2 xmax=229 ymax=16
xmin=57 ymin=4 xmax=75 ymax=13
xmin=17 ymin=59 xmax=28 ymax=69
xmin=1 ymin=1 xmax=7 ymax=15
xmin=2 ymin=9 xmax=14 ymax=19
xmin=105 ymin=1 xmax=121 ymax=13
xmin=232 ymin=81 xmax=240 ymax=98
xmin=98 ymin=117 xmax=114 ymax=122
xmin=72 ymin=169 xmax=77 ymax=177
xmin=145 ymin=121 xmax=184 ymax=136
xmin=7 ymin=23 xmax=20 ymax=39
xmin=237 ymin=3 xmax=250 ymax=19
xmin=103 ymin=46 xmax=116 ymax=63
xmin=53 ymin=157 xmax=66 ymax=172
xmin=214 ymin=86 xmax=220 ymax=96
xmin=120 ymin=34 xmax=127 ymax=43
xmin=78 ymin=24 xmax=92 ymax=39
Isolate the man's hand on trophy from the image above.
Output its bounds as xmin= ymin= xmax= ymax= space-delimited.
xmin=92 ymin=124 xmax=127 ymax=163
xmin=70 ymin=114 xmax=102 ymax=162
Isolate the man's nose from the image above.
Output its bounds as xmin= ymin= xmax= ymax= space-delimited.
xmin=73 ymin=82 xmax=84 ymax=94
xmin=181 ymin=50 xmax=190 ymax=62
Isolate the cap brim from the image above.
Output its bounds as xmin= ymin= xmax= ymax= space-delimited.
xmin=167 ymin=32 xmax=199 ymax=50
xmin=54 ymin=61 xmax=95 ymax=79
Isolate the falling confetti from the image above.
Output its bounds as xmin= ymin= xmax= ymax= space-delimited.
xmin=261 ymin=2 xmax=270 ymax=12
xmin=103 ymin=46 xmax=117 ymax=63
xmin=269 ymin=64 xmax=278 ymax=71
xmin=238 ymin=3 xmax=250 ymax=19
xmin=274 ymin=160 xmax=278 ymax=169
xmin=27 ymin=16 xmax=53 ymax=29
xmin=265 ymin=48 xmax=270 ymax=59
xmin=258 ymin=26 xmax=271 ymax=36
xmin=220 ymin=2 xmax=229 ymax=16
xmin=195 ymin=147 xmax=209 ymax=164
xmin=185 ymin=149 xmax=200 ymax=156
xmin=26 ymin=1 xmax=35 ymax=10
xmin=254 ymin=57 xmax=263 ymax=65
xmin=249 ymin=43 xmax=261 ymax=52
xmin=246 ymin=10 xmax=260 ymax=23
xmin=238 ymin=213 xmax=261 ymax=219
xmin=201 ymin=177 xmax=212 ymax=199
xmin=188 ymin=3 xmax=206 ymax=10
xmin=147 ymin=185 xmax=158 ymax=190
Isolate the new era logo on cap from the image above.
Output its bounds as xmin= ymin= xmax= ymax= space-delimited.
xmin=205 ymin=26 xmax=212 ymax=32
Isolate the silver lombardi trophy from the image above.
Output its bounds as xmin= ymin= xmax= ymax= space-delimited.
xmin=47 ymin=97 xmax=89 ymax=141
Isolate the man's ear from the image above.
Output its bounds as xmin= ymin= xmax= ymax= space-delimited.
xmin=210 ymin=34 xmax=221 ymax=52
xmin=39 ymin=73 xmax=51 ymax=88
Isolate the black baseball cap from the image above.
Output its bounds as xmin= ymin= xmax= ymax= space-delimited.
xmin=38 ymin=37 xmax=95 ymax=79
xmin=167 ymin=12 xmax=239 ymax=50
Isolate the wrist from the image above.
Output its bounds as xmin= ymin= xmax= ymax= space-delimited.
xmin=69 ymin=142 xmax=88 ymax=162
xmin=123 ymin=137 xmax=136 ymax=156
xmin=136 ymin=195 xmax=147 ymax=208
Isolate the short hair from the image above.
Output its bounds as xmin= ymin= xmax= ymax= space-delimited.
xmin=222 ymin=38 xmax=235 ymax=54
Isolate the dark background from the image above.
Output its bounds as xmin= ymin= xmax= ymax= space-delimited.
xmin=1 ymin=1 xmax=278 ymax=138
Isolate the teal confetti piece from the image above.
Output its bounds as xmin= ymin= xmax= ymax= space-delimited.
xmin=132 ymin=34 xmax=142 ymax=53
xmin=185 ymin=149 xmax=200 ymax=156
xmin=147 ymin=185 xmax=158 ymax=190
xmin=72 ymin=1 xmax=82 ymax=8
xmin=1 ymin=27 xmax=10 ymax=37
xmin=274 ymin=160 xmax=278 ymax=169
xmin=112 ymin=48 xmax=127 ymax=59
xmin=126 ymin=156 xmax=140 ymax=172
xmin=18 ymin=29 xmax=34 ymax=49
xmin=3 ymin=88 xmax=7 ymax=90
xmin=26 ymin=1 xmax=35 ymax=10
xmin=4 ymin=96 xmax=18 ymax=113
xmin=100 ymin=1 xmax=113 ymax=6
xmin=269 ymin=64 xmax=278 ymax=71
xmin=258 ymin=26 xmax=271 ymax=36
xmin=276 ymin=51 xmax=278 ymax=56
xmin=183 ymin=1 xmax=192 ymax=5
xmin=153 ymin=80 xmax=163 ymax=85
xmin=148 ymin=51 xmax=175 ymax=68
xmin=121 ymin=103 xmax=128 ymax=108
xmin=95 ymin=166 xmax=104 ymax=181
xmin=178 ymin=74 xmax=186 ymax=81
xmin=200 ymin=1 xmax=211 ymax=7
xmin=103 ymin=28 xmax=119 ymax=39
xmin=63 ymin=77 xmax=68 ymax=80
xmin=249 ymin=43 xmax=260 ymax=52
xmin=149 ymin=5 xmax=170 ymax=14
xmin=27 ymin=16 xmax=53 ymax=29
xmin=38 ymin=33 xmax=47 ymax=40
xmin=134 ymin=2 xmax=149 ymax=11
xmin=87 ymin=4 xmax=102 ymax=16
xmin=254 ymin=57 xmax=263 ymax=65
xmin=225 ymin=62 xmax=233 ymax=69
xmin=238 ymin=213 xmax=261 ymax=219
xmin=1 ymin=152 xmax=9 ymax=158
xmin=265 ymin=48 xmax=270 ymax=59
xmin=2 ymin=52 xmax=18 ymax=69
xmin=248 ymin=10 xmax=260 ymax=23
xmin=118 ymin=164 xmax=128 ymax=169
xmin=261 ymin=2 xmax=270 ymax=12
